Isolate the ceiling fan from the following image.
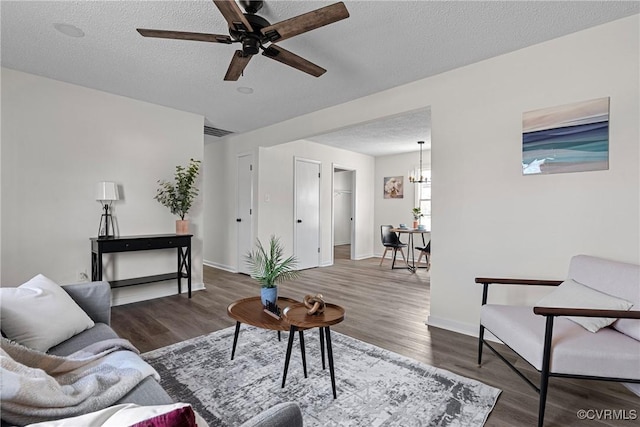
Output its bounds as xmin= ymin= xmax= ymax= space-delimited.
xmin=137 ymin=0 xmax=349 ymax=81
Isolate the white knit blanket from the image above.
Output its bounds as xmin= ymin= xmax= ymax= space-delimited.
xmin=0 ymin=337 xmax=160 ymax=426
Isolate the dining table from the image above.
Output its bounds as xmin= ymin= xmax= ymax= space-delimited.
xmin=390 ymin=227 xmax=431 ymax=272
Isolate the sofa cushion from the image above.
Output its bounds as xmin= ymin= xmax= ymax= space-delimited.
xmin=535 ymin=278 xmax=633 ymax=332
xmin=47 ymin=323 xmax=174 ymax=407
xmin=568 ymin=255 xmax=640 ymax=341
xmin=481 ymin=304 xmax=640 ymax=379
xmin=47 ymin=323 xmax=119 ymax=356
xmin=0 ymin=274 xmax=94 ymax=351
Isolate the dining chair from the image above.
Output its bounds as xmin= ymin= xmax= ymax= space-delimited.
xmin=380 ymin=225 xmax=407 ymax=269
xmin=416 ymin=240 xmax=431 ymax=270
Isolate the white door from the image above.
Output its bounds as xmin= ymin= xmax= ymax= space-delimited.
xmin=294 ymin=159 xmax=320 ymax=270
xmin=237 ymin=153 xmax=253 ymax=274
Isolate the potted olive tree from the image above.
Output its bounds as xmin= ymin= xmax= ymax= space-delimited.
xmin=155 ymin=158 xmax=201 ymax=234
xmin=246 ymin=235 xmax=299 ymax=306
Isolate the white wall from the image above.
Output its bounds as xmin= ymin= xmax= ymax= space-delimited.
xmin=202 ymin=136 xmax=231 ymax=270
xmin=1 ymin=69 xmax=205 ymax=305
xmin=210 ymin=15 xmax=640 ymax=335
xmin=374 ymin=151 xmax=432 ymax=255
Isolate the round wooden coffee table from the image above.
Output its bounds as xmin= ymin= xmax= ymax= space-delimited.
xmin=281 ymin=302 xmax=346 ymax=398
xmin=227 ymin=296 xmax=299 ymax=360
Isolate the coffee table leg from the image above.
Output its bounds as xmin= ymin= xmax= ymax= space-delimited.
xmin=282 ymin=325 xmax=297 ymax=388
xmin=325 ymin=326 xmax=337 ymax=398
xmin=299 ymin=330 xmax=307 ymax=378
xmin=278 ymin=331 xmax=281 ymax=341
xmin=231 ymin=321 xmax=241 ymax=360
xmin=319 ymin=328 xmax=326 ymax=369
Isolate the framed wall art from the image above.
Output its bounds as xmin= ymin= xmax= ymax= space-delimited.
xmin=383 ymin=176 xmax=403 ymax=199
xmin=522 ymin=97 xmax=609 ymax=175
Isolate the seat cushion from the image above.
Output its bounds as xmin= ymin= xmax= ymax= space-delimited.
xmin=47 ymin=323 xmax=119 ymax=356
xmin=481 ymin=304 xmax=640 ymax=379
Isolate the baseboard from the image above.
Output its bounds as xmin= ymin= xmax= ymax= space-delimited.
xmin=353 ymin=253 xmax=375 ymax=260
xmin=203 ymin=259 xmax=237 ymax=273
xmin=320 ymin=261 xmax=333 ymax=267
xmin=111 ymin=281 xmax=206 ymax=306
xmin=426 ymin=315 xmax=500 ymax=343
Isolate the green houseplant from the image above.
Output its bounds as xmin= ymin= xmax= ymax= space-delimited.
xmin=246 ymin=235 xmax=299 ymax=306
xmin=411 ymin=207 xmax=423 ymax=228
xmin=155 ymin=158 xmax=201 ymax=234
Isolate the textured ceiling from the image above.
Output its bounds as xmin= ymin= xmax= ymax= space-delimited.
xmin=307 ymin=108 xmax=431 ymax=157
xmin=2 ymin=1 xmax=638 ymax=156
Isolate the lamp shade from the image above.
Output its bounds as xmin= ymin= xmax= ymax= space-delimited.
xmin=95 ymin=181 xmax=119 ymax=201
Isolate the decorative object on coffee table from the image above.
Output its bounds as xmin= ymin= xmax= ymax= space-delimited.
xmin=154 ymin=158 xmax=201 ymax=235
xmin=246 ymin=235 xmax=299 ymax=306
xmin=303 ymin=294 xmax=325 ymax=315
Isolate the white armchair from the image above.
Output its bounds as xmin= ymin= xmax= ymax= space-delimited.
xmin=477 ymin=255 xmax=640 ymax=427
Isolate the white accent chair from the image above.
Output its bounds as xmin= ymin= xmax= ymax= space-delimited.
xmin=477 ymin=255 xmax=640 ymax=427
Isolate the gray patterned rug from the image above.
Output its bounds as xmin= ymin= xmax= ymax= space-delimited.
xmin=142 ymin=326 xmax=500 ymax=426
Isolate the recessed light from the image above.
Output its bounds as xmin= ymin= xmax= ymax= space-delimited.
xmin=53 ymin=23 xmax=85 ymax=38
xmin=237 ymin=87 xmax=254 ymax=95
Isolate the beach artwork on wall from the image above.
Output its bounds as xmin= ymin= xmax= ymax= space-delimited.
xmin=384 ymin=176 xmax=403 ymax=199
xmin=522 ymin=97 xmax=610 ymax=175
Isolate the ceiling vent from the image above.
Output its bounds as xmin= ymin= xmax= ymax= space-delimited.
xmin=204 ymin=126 xmax=233 ymax=137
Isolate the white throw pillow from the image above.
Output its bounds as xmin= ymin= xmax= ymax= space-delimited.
xmin=536 ymin=278 xmax=633 ymax=332
xmin=0 ymin=274 xmax=95 ymax=351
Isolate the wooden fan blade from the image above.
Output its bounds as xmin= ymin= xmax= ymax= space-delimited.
xmin=137 ymin=29 xmax=232 ymax=44
xmin=261 ymin=2 xmax=349 ymax=43
xmin=262 ymin=45 xmax=326 ymax=77
xmin=213 ymin=0 xmax=254 ymax=33
xmin=224 ymin=50 xmax=253 ymax=81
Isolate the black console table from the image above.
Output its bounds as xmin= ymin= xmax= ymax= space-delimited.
xmin=90 ymin=234 xmax=192 ymax=298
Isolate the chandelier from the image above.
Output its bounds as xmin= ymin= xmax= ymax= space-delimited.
xmin=408 ymin=140 xmax=428 ymax=184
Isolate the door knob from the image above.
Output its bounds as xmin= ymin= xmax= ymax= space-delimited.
xmin=297 ymin=219 xmax=302 ymax=223
xmin=236 ymin=218 xmax=242 ymax=222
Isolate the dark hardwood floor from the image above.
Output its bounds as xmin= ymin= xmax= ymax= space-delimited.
xmin=112 ymin=245 xmax=639 ymax=426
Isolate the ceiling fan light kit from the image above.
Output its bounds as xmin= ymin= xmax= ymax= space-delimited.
xmin=137 ymin=0 xmax=349 ymax=81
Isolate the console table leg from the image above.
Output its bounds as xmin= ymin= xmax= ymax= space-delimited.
xmin=282 ymin=325 xmax=297 ymax=388
xmin=186 ymin=244 xmax=192 ymax=298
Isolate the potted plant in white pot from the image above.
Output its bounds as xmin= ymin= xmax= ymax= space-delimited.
xmin=155 ymin=158 xmax=201 ymax=234
xmin=246 ymin=235 xmax=299 ymax=306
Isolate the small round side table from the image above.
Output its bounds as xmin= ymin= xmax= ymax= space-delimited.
xmin=281 ymin=302 xmax=345 ymax=398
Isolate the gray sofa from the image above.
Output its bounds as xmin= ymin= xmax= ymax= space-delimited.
xmin=1 ymin=280 xmax=302 ymax=427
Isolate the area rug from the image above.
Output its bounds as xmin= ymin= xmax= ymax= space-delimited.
xmin=142 ymin=326 xmax=501 ymax=426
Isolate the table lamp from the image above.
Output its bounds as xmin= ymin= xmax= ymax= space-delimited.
xmin=95 ymin=181 xmax=119 ymax=238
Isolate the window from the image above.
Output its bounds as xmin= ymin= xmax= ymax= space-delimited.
xmin=416 ymin=171 xmax=431 ymax=231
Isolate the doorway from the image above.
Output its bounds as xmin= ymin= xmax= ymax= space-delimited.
xmin=332 ymin=166 xmax=355 ymax=261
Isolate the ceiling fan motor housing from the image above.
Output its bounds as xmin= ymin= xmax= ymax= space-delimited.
xmin=229 ymin=13 xmax=272 ymax=56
